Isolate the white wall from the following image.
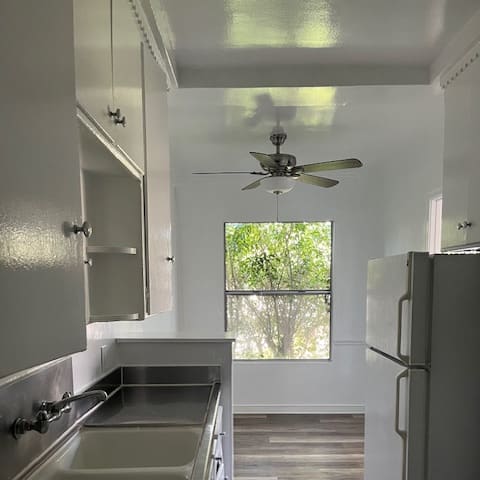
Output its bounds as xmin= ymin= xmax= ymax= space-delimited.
xmin=382 ymin=91 xmax=444 ymax=255
xmin=71 ymin=312 xmax=176 ymax=392
xmin=174 ymin=174 xmax=383 ymax=412
xmin=169 ymin=85 xmax=444 ymax=412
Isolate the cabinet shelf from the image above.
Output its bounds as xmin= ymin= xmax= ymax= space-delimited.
xmin=87 ymin=245 xmax=137 ymax=255
xmin=89 ymin=313 xmax=140 ymax=322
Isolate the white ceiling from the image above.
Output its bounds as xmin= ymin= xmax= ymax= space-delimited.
xmin=168 ymin=85 xmax=443 ymax=187
xmin=150 ymin=0 xmax=480 ymax=87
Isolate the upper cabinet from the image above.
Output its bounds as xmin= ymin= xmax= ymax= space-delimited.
xmin=0 ymin=1 xmax=86 ymax=378
xmin=441 ymin=49 xmax=480 ymax=251
xmin=78 ymin=125 xmax=146 ymax=323
xmin=142 ymin=45 xmax=173 ymax=313
xmin=74 ymin=0 xmax=144 ymax=171
xmin=74 ymin=2 xmax=173 ymax=317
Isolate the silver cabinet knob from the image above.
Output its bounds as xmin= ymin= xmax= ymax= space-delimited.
xmin=457 ymin=221 xmax=472 ymax=230
xmin=73 ymin=221 xmax=93 ymax=238
xmin=84 ymin=258 xmax=93 ymax=267
xmin=107 ymin=106 xmax=120 ymax=119
xmin=114 ymin=115 xmax=126 ymax=127
xmin=166 ymin=256 xmax=175 ymax=263
xmin=108 ymin=105 xmax=126 ymax=127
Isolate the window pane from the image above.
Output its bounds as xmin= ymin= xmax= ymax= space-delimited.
xmin=225 ymin=222 xmax=332 ymax=291
xmin=227 ymin=294 xmax=331 ymax=359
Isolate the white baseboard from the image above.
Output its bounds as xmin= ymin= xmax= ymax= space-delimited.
xmin=233 ymin=404 xmax=365 ymax=414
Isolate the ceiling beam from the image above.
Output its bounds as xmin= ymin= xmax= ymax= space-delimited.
xmin=178 ymin=65 xmax=430 ymax=89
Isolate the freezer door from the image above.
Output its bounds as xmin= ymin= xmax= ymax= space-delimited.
xmin=364 ymin=349 xmax=428 ymax=480
xmin=366 ymin=252 xmax=432 ymax=365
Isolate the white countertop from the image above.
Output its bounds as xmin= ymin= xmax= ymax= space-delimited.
xmin=110 ymin=317 xmax=235 ymax=343
xmin=116 ymin=334 xmax=235 ymax=343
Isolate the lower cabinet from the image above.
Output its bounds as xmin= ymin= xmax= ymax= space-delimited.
xmin=211 ymin=406 xmax=226 ymax=480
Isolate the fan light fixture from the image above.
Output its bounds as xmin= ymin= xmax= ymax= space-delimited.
xmin=262 ymin=176 xmax=295 ymax=195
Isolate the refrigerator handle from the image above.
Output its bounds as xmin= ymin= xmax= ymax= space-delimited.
xmin=395 ymin=369 xmax=408 ymax=480
xmin=396 ymin=293 xmax=410 ymax=364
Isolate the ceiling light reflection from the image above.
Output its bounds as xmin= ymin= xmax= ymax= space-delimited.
xmin=225 ymin=87 xmax=339 ymax=128
xmin=225 ymin=0 xmax=339 ymax=48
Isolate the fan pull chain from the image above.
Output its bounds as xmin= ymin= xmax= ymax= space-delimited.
xmin=276 ymin=192 xmax=279 ymax=222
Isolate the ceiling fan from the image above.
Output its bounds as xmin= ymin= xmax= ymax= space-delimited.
xmin=193 ymin=129 xmax=363 ymax=194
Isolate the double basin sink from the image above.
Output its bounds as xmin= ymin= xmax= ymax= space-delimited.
xmin=32 ymin=426 xmax=201 ymax=480
xmin=28 ymin=382 xmax=219 ymax=480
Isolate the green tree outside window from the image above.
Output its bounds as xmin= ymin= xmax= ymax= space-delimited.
xmin=225 ymin=222 xmax=332 ymax=360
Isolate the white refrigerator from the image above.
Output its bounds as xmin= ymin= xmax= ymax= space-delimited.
xmin=364 ymin=252 xmax=480 ymax=480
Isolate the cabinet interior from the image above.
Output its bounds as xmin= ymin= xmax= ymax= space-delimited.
xmin=78 ymin=122 xmax=145 ymax=323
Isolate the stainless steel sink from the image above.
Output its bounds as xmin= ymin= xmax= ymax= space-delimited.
xmin=27 ymin=427 xmax=202 ymax=479
xmin=69 ymin=427 xmax=201 ymax=469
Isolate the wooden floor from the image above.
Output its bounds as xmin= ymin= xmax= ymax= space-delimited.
xmin=233 ymin=414 xmax=364 ymax=480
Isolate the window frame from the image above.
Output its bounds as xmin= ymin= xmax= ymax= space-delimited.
xmin=223 ymin=221 xmax=334 ymax=361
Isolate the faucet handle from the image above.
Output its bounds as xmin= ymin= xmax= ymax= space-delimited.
xmin=12 ymin=409 xmax=49 ymax=438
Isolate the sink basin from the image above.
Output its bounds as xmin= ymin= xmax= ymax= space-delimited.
xmin=28 ymin=427 xmax=202 ymax=480
xmin=69 ymin=427 xmax=201 ymax=469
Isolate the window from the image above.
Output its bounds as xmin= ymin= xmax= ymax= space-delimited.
xmin=225 ymin=222 xmax=332 ymax=360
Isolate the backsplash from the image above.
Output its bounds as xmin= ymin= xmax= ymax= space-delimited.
xmin=0 ymin=358 xmax=97 ymax=480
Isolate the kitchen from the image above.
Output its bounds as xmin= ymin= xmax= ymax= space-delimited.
xmin=1 ymin=1 xmax=480 ymax=480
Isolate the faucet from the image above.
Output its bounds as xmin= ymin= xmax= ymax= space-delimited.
xmin=12 ymin=390 xmax=108 ymax=439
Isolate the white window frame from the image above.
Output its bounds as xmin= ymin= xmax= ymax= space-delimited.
xmin=224 ymin=221 xmax=333 ymax=361
xmin=427 ymin=195 xmax=442 ymax=254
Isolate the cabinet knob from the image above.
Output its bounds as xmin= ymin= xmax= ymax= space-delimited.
xmin=84 ymin=258 xmax=93 ymax=267
xmin=114 ymin=115 xmax=127 ymax=127
xmin=108 ymin=106 xmax=126 ymax=127
xmin=457 ymin=221 xmax=472 ymax=230
xmin=107 ymin=106 xmax=121 ymax=119
xmin=166 ymin=256 xmax=175 ymax=263
xmin=73 ymin=221 xmax=93 ymax=238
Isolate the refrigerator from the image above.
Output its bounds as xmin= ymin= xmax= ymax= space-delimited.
xmin=364 ymin=252 xmax=480 ymax=480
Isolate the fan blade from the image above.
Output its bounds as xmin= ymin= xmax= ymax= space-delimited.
xmin=250 ymin=152 xmax=277 ymax=168
xmin=241 ymin=178 xmax=265 ymax=191
xmin=193 ymin=171 xmax=267 ymax=175
xmin=296 ymin=158 xmax=362 ymax=174
xmin=296 ymin=174 xmax=339 ymax=188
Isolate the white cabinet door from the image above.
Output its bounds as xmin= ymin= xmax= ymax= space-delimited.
xmin=111 ymin=0 xmax=145 ymax=170
xmin=465 ymin=60 xmax=480 ymax=246
xmin=442 ymin=54 xmax=480 ymax=250
xmin=142 ymin=44 xmax=173 ymax=313
xmin=73 ymin=0 xmax=113 ymax=137
xmin=0 ymin=1 xmax=86 ymax=378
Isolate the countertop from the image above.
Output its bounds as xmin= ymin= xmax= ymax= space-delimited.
xmin=115 ymin=330 xmax=235 ymax=343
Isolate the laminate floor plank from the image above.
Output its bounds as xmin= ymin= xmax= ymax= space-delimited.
xmin=234 ymin=414 xmax=364 ymax=480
